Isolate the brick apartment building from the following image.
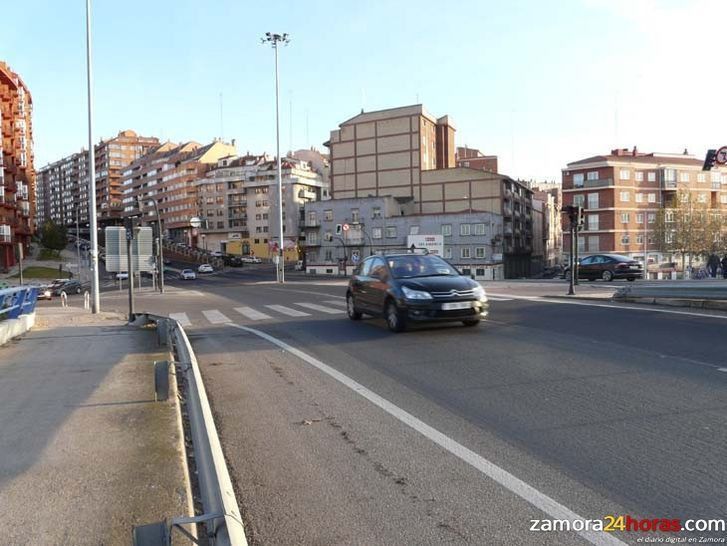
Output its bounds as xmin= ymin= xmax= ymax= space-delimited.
xmin=324 ymin=105 xmax=534 ymax=277
xmin=36 ymin=130 xmax=159 ymax=232
xmin=195 ymin=153 xmax=326 ymax=260
xmin=120 ymin=139 xmax=236 ymax=244
xmin=562 ymin=148 xmax=727 ymax=267
xmin=0 ymin=61 xmax=34 ymax=271
xmin=456 ymin=146 xmax=498 ymax=173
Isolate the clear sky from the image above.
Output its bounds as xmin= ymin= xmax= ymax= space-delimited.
xmin=4 ymin=0 xmax=726 ymax=181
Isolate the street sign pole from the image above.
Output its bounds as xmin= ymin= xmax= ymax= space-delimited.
xmin=17 ymin=243 xmax=23 ymax=286
xmin=125 ymin=219 xmax=135 ymax=322
xmin=568 ymin=223 xmax=575 ymax=296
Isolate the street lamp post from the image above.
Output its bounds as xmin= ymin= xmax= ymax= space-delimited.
xmin=262 ymin=32 xmax=290 ymax=283
xmin=85 ymin=0 xmax=100 ymax=313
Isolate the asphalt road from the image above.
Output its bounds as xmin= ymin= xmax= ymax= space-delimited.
xmin=99 ymin=268 xmax=727 ymax=545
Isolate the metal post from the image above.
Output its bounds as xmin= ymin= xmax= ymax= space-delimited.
xmin=85 ymin=0 xmax=100 ymax=313
xmin=76 ymin=207 xmax=81 ymax=282
xmin=126 ymin=225 xmax=135 ymax=322
xmin=152 ymin=199 xmax=164 ymax=293
xmin=567 ymin=224 xmax=575 ymax=295
xmin=274 ymin=42 xmax=284 ymax=283
xmin=573 ymin=223 xmax=580 ymax=286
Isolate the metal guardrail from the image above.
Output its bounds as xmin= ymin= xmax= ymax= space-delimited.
xmin=141 ymin=313 xmax=247 ymax=546
xmin=0 ymin=286 xmax=38 ymax=321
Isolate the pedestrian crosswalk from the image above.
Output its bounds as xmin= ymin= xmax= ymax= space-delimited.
xmin=167 ymin=295 xmax=512 ymax=328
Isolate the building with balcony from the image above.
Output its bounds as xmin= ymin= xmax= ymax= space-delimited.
xmin=194 ymin=153 xmax=326 ymax=260
xmin=456 ymin=146 xmax=498 ymax=173
xmin=36 ymin=130 xmax=159 ymax=234
xmin=562 ymin=147 xmax=727 ymax=268
xmin=303 ymin=196 xmax=504 ymax=279
xmin=120 ymin=139 xmax=237 ymax=244
xmin=0 ymin=61 xmax=34 ymax=271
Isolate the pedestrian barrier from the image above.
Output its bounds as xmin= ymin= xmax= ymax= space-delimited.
xmin=133 ymin=313 xmax=247 ymax=546
xmin=59 ymin=291 xmax=68 ymax=308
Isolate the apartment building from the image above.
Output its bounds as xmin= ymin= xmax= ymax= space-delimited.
xmin=456 ymin=146 xmax=498 ymax=173
xmin=0 ymin=61 xmax=34 ymax=271
xmin=562 ymin=148 xmax=727 ymax=266
xmin=36 ymin=130 xmax=159 ymax=231
xmin=195 ymin=153 xmax=326 ymax=260
xmin=120 ymin=139 xmax=237 ymax=244
xmin=532 ymin=184 xmax=563 ymax=269
xmin=304 ymin=196 xmax=505 ymax=279
xmin=325 ymin=105 xmax=534 ymax=277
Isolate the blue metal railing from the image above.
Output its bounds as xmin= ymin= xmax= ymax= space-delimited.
xmin=0 ymin=286 xmax=38 ymax=321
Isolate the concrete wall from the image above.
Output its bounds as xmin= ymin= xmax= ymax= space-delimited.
xmin=0 ymin=312 xmax=35 ymax=346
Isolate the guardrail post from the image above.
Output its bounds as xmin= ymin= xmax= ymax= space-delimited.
xmin=154 ymin=360 xmax=170 ymax=401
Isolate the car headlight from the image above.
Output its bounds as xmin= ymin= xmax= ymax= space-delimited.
xmin=402 ymin=286 xmax=433 ymax=300
xmin=472 ymin=285 xmax=487 ymax=301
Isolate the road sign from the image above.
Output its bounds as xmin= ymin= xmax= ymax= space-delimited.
xmin=717 ymin=146 xmax=727 ymax=165
xmin=342 ymin=223 xmax=350 ymax=232
xmin=105 ymin=226 xmax=155 ymax=272
xmin=189 ymin=216 xmax=202 ymax=228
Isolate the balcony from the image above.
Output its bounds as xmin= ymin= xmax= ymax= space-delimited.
xmin=575 ymin=178 xmax=614 ymax=189
xmin=662 ymin=180 xmax=677 ymax=190
xmin=305 ymin=219 xmax=321 ymax=228
xmin=712 ymin=182 xmax=721 ymax=190
xmin=305 ymin=238 xmax=321 ymax=247
xmin=504 ymin=224 xmax=513 ymax=235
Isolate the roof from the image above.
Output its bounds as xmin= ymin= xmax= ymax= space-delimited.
xmin=567 ymin=153 xmax=704 ymax=168
xmin=339 ymin=104 xmax=438 ymax=126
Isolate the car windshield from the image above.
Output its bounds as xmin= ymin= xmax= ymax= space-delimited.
xmin=387 ymin=255 xmax=459 ymax=279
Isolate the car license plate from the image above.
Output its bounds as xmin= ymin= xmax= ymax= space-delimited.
xmin=442 ymin=301 xmax=472 ymax=310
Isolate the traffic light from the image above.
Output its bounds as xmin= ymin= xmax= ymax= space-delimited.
xmin=576 ymin=206 xmax=585 ymax=229
xmin=335 ymin=224 xmax=342 ymax=235
xmin=703 ymin=149 xmax=717 ymax=171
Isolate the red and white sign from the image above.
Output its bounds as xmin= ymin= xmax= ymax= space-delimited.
xmin=717 ymin=146 xmax=727 ymax=165
xmin=342 ymin=223 xmax=350 ymax=232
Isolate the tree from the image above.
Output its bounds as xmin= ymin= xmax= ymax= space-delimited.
xmin=654 ymin=190 xmax=726 ymax=271
xmin=40 ymin=220 xmax=67 ymax=251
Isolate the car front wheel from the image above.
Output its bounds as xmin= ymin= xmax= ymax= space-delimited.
xmin=346 ymin=293 xmax=362 ymax=320
xmin=385 ymin=300 xmax=406 ymax=333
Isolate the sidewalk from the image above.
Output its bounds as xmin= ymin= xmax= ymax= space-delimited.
xmin=0 ymin=305 xmax=192 ymax=545
xmin=481 ymin=279 xmax=619 ymax=300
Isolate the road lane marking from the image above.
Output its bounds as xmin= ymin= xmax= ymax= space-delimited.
xmin=168 ymin=312 xmax=191 ymax=327
xmin=202 ymin=309 xmax=232 ymax=324
xmin=295 ymin=302 xmax=345 ymax=314
xmin=322 ymin=300 xmax=347 ymax=307
xmin=485 ymin=295 xmax=513 ymax=301
xmin=487 ymin=292 xmax=727 ymax=320
xmin=265 ymin=305 xmax=311 ymax=317
xmin=234 ymin=307 xmax=272 ymax=321
xmin=227 ymin=322 xmax=627 ymax=546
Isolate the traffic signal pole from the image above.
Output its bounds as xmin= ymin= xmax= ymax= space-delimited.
xmin=568 ymin=223 xmax=575 ymax=296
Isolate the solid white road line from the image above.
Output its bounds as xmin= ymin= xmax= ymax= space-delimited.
xmin=295 ymin=302 xmax=345 ymax=314
xmin=487 ymin=293 xmax=727 ymax=320
xmin=234 ymin=306 xmax=272 ymax=321
xmin=168 ymin=312 xmax=191 ymax=327
xmin=322 ymin=300 xmax=347 ymax=307
xmin=265 ymin=304 xmax=311 ymax=317
xmin=202 ymin=309 xmax=232 ymax=324
xmin=226 ymin=322 xmax=626 ymax=546
xmin=485 ymin=296 xmax=513 ymax=301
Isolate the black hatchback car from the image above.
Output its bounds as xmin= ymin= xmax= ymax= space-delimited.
xmin=346 ymin=253 xmax=489 ymax=332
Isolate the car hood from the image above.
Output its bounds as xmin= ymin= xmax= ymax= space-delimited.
xmin=399 ymin=276 xmax=477 ymax=292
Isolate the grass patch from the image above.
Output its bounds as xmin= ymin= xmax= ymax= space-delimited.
xmin=37 ymin=248 xmax=62 ymax=260
xmin=12 ymin=266 xmax=70 ymax=280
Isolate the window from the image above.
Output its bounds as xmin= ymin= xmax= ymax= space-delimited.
xmin=697 ymin=193 xmax=707 ymax=203
xmin=444 ymin=248 xmax=452 ymax=259
xmin=648 ymin=193 xmax=656 ymax=203
xmin=636 ymin=213 xmax=644 ymax=224
xmin=474 ymin=223 xmax=486 ymax=235
xmin=351 ymin=208 xmax=360 ymax=222
xmin=621 ymin=213 xmax=630 ymax=223
xmin=385 ymin=226 xmax=397 ymax=238
xmin=680 ymin=172 xmax=690 ymax=183
xmin=587 ymin=193 xmax=599 ymax=209
xmin=587 ymin=171 xmax=599 ymax=181
xmin=372 ymin=227 xmax=382 ymax=239
xmin=648 ymin=172 xmax=656 ymax=182
xmin=587 ymin=214 xmax=599 ymax=231
xmin=409 ymin=225 xmax=419 ymax=235
xmin=461 ymin=247 xmax=471 ymax=259
xmin=636 ymin=234 xmax=644 ymax=244
xmin=588 ymin=236 xmax=599 ymax=252
xmin=619 ymin=169 xmax=630 ymax=180
xmin=372 ymin=207 xmax=381 ymax=219
xmin=573 ymin=194 xmax=585 ymax=207
xmin=635 ymin=171 xmax=644 ymax=182
xmin=635 ymin=193 xmax=644 ymax=203
xmin=577 ymin=237 xmax=585 ymax=253
xmin=664 ymin=169 xmax=676 ymax=182
xmin=721 ymin=194 xmax=727 ymax=204
xmin=441 ymin=224 xmax=452 ymax=237
xmin=460 ymin=224 xmax=471 ymax=236
xmin=620 ymin=191 xmax=630 ymax=202
xmin=324 ymin=209 xmax=333 ymax=221
xmin=475 ymin=247 xmax=485 ymax=259
xmin=621 ymin=234 xmax=630 ymax=244
xmin=712 ymin=171 xmax=721 ymax=183
xmin=665 ymin=210 xmax=675 ymax=223
xmin=698 ymin=173 xmax=706 ymax=183
xmin=324 ymin=250 xmax=333 ymax=262
xmin=573 ymin=173 xmax=584 ymax=187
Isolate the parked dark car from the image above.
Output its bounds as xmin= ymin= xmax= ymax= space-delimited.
xmin=346 ymin=252 xmax=489 ymax=332
xmin=574 ymin=254 xmax=643 ymax=281
xmin=224 ymin=255 xmax=244 ymax=267
xmin=53 ymin=279 xmax=83 ymax=295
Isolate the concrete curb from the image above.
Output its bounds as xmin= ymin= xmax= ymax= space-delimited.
xmin=542 ymin=295 xmax=614 ymax=302
xmin=0 ymin=312 xmax=35 ymax=345
xmin=616 ymin=296 xmax=727 ymax=310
